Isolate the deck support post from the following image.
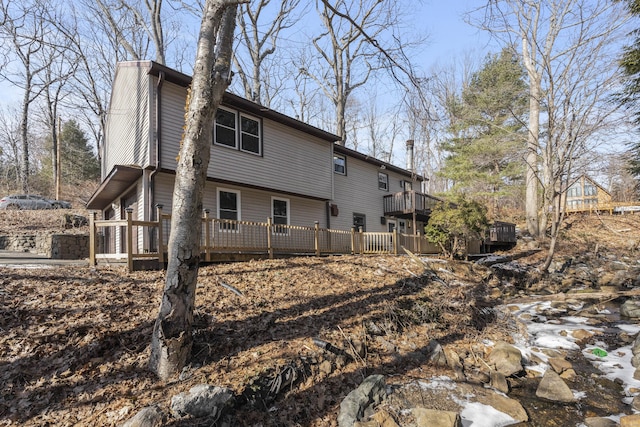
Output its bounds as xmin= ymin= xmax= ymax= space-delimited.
xmin=156 ymin=204 xmax=164 ymax=265
xmin=89 ymin=211 xmax=97 ymax=266
xmin=267 ymin=217 xmax=274 ymax=259
xmin=203 ymin=209 xmax=211 ymax=262
xmin=314 ymin=221 xmax=320 ymax=256
xmin=126 ymin=208 xmax=133 ymax=272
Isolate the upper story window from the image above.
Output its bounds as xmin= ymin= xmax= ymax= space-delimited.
xmin=215 ymin=108 xmax=237 ymax=148
xmin=214 ymin=107 xmax=262 ymax=155
xmin=378 ymin=172 xmax=389 ymax=191
xmin=334 ymin=154 xmax=346 ymax=174
xmin=584 ymin=183 xmax=597 ymax=196
xmin=567 ymin=185 xmax=581 ymax=198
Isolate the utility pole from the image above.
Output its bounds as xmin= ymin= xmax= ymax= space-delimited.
xmin=56 ymin=116 xmax=61 ymax=200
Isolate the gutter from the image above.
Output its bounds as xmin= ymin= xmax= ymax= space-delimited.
xmin=149 ymin=71 xmax=165 ymax=249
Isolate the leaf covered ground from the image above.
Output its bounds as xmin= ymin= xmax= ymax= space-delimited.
xmin=2 ymin=212 xmax=640 ymax=426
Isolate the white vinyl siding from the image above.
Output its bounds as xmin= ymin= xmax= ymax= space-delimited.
xmin=104 ymin=65 xmax=151 ymax=175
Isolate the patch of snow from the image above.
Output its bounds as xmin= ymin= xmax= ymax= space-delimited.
xmin=417 ymin=376 xmax=456 ymax=390
xmin=583 ymin=344 xmax=640 ymax=395
xmin=457 ymin=401 xmax=518 ymax=427
xmin=618 ymin=323 xmax=640 ymax=334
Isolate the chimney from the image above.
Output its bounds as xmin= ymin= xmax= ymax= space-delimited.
xmin=405 ymin=139 xmax=415 ymax=172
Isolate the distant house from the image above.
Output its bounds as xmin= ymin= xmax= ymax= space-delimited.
xmin=86 ymin=61 xmax=432 ymax=253
xmin=563 ymin=174 xmax=612 ymax=212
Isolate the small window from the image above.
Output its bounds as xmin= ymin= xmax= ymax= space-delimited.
xmin=584 ymin=184 xmax=597 ymax=196
xmin=215 ymin=108 xmax=237 ymax=148
xmin=240 ymin=114 xmax=261 ymax=155
xmin=353 ymin=213 xmax=366 ymax=231
xmin=334 ymin=154 xmax=346 ymax=174
xmin=217 ymin=189 xmax=240 ymax=231
xmin=272 ymin=197 xmax=290 ymax=234
xmin=378 ymin=172 xmax=389 ymax=191
xmin=402 ymin=180 xmax=412 ymax=191
xmin=567 ymin=185 xmax=581 ymax=198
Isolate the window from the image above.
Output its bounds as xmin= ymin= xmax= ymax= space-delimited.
xmin=378 ymin=172 xmax=389 ymax=191
xmin=214 ymin=108 xmax=262 ymax=155
xmin=402 ymin=180 xmax=413 ymax=191
xmin=214 ymin=108 xmax=237 ymax=148
xmin=567 ymin=185 xmax=582 ymax=198
xmin=353 ymin=213 xmax=366 ymax=231
xmin=272 ymin=197 xmax=290 ymax=234
xmin=240 ymin=114 xmax=261 ymax=155
xmin=217 ymin=189 xmax=240 ymax=231
xmin=584 ymin=184 xmax=597 ymax=196
xmin=334 ymin=154 xmax=346 ymax=174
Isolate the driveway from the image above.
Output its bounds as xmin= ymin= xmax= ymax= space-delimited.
xmin=0 ymin=250 xmax=88 ymax=267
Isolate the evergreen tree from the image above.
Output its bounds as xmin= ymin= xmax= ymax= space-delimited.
xmin=439 ymin=49 xmax=528 ymax=216
xmin=619 ymin=0 xmax=640 ymax=178
xmin=41 ymin=120 xmax=99 ymax=186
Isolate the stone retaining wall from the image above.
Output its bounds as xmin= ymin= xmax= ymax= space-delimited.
xmin=0 ymin=234 xmax=89 ymax=259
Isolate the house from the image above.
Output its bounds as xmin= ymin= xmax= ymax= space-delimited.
xmin=563 ymin=174 xmax=612 ymax=212
xmin=86 ymin=61 xmax=432 ymax=255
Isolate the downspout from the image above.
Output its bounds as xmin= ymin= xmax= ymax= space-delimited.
xmin=149 ymin=71 xmax=164 ymax=250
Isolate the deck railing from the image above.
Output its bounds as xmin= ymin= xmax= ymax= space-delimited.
xmin=383 ymin=190 xmax=441 ymax=216
xmin=89 ymin=206 xmax=440 ymax=271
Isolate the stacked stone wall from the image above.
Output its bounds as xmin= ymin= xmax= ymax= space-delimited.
xmin=0 ymin=234 xmax=89 ymax=259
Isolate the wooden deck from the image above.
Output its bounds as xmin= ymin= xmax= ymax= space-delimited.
xmin=564 ymin=201 xmax=640 ymax=215
xmin=382 ymin=190 xmax=440 ymax=221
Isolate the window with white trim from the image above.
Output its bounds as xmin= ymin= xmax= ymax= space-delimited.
xmin=217 ymin=189 xmax=240 ymax=231
xmin=240 ymin=114 xmax=261 ymax=155
xmin=334 ymin=154 xmax=346 ymax=174
xmin=214 ymin=108 xmax=262 ymax=155
xmin=378 ymin=172 xmax=389 ymax=191
xmin=272 ymin=197 xmax=290 ymax=234
xmin=214 ymin=108 xmax=237 ymax=148
xmin=353 ymin=213 xmax=366 ymax=231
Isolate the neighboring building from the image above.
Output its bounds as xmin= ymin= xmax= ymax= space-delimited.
xmin=87 ymin=61 xmax=430 ymax=253
xmin=563 ymin=174 xmax=612 ymax=212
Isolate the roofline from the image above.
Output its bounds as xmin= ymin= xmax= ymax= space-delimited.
xmin=334 ymin=145 xmax=426 ymax=181
xmin=119 ymin=60 xmax=340 ymax=143
xmin=568 ymin=173 xmax=610 ymax=195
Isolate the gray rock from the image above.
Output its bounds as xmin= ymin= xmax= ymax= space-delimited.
xmin=632 ymin=333 xmax=640 ymax=355
xmin=425 ymin=340 xmax=448 ymax=366
xmin=632 ymin=353 xmax=640 ymax=369
xmin=412 ymin=408 xmax=462 ymax=427
xmin=120 ymin=405 xmax=164 ymax=427
xmin=338 ymin=375 xmax=386 ymax=427
xmin=621 ymin=299 xmax=640 ymax=319
xmin=490 ymin=370 xmax=509 ymax=394
xmin=170 ymin=384 xmax=234 ymax=419
xmin=583 ymin=417 xmax=618 ymax=427
xmin=488 ymin=342 xmax=523 ymax=377
xmin=632 ymin=394 xmax=640 ymax=412
xmin=536 ymin=369 xmax=576 ymax=403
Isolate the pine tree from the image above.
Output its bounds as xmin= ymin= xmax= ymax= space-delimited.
xmin=439 ymin=48 xmax=528 ymax=216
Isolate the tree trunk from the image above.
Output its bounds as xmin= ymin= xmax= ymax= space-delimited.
xmin=149 ymin=0 xmax=238 ymax=381
xmin=523 ymin=42 xmax=541 ymax=238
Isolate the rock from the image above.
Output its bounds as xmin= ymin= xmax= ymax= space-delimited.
xmin=584 ymin=417 xmax=618 ymax=427
xmin=370 ymin=410 xmax=400 ymax=427
xmin=560 ymin=368 xmax=577 ymax=381
xmin=536 ymin=369 xmax=576 ymax=403
xmin=632 ymin=394 xmax=640 ymax=412
xmin=633 ymin=354 xmax=640 ymax=369
xmin=621 ymin=299 xmax=640 ymax=319
xmin=488 ymin=342 xmax=523 ymax=377
xmin=621 ymin=414 xmax=640 ymax=427
xmin=490 ymin=370 xmax=509 ymax=394
xmin=338 ymin=375 xmax=386 ymax=427
xmin=170 ymin=385 xmax=234 ymax=419
xmin=120 ymin=405 xmax=164 ymax=427
xmin=425 ymin=340 xmax=448 ymax=366
xmin=548 ymin=357 xmax=572 ymax=374
xmin=572 ymin=329 xmax=594 ymax=343
xmin=632 ymin=334 xmax=640 ymax=355
xmin=413 ymin=408 xmax=462 ymax=427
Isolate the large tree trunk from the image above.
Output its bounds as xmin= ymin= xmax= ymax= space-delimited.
xmin=149 ymin=0 xmax=238 ymax=381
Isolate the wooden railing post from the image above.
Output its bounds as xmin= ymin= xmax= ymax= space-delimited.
xmin=126 ymin=207 xmax=133 ymax=272
xmin=393 ymin=228 xmax=399 ymax=255
xmin=350 ymin=227 xmax=356 ymax=254
xmin=203 ymin=209 xmax=211 ymax=262
xmin=156 ymin=204 xmax=164 ymax=265
xmin=267 ymin=217 xmax=274 ymax=259
xmin=314 ymin=221 xmax=320 ymax=256
xmin=89 ymin=211 xmax=97 ymax=266
xmin=359 ymin=227 xmax=364 ymax=254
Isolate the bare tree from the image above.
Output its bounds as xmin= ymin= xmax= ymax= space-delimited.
xmin=304 ymin=0 xmax=403 ymax=145
xmin=0 ymin=0 xmax=58 ymax=192
xmin=233 ymin=0 xmax=302 ymax=106
xmin=149 ymin=0 xmax=244 ymax=381
xmin=477 ymin=0 xmax=629 ymax=269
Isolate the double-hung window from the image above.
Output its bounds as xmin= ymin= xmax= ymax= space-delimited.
xmin=272 ymin=197 xmax=290 ymax=234
xmin=217 ymin=189 xmax=240 ymax=231
xmin=378 ymin=172 xmax=389 ymax=191
xmin=334 ymin=154 xmax=346 ymax=174
xmin=214 ymin=108 xmax=262 ymax=155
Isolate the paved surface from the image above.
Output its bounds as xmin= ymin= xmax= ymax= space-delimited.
xmin=0 ymin=250 xmax=88 ymax=267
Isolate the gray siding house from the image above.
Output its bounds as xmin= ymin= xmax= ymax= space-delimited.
xmin=87 ymin=61 xmax=430 ymax=252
